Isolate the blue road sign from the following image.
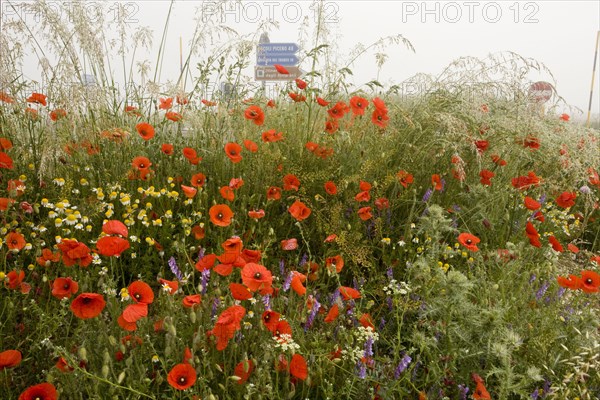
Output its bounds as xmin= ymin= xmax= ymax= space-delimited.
xmin=256 ymin=54 xmax=299 ymax=66
xmin=257 ymin=43 xmax=299 ymax=55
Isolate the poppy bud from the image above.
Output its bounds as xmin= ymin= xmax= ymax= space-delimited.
xmin=189 ymin=309 xmax=197 ymax=323
xmin=117 ymin=371 xmax=126 ymax=384
xmin=103 ymin=350 xmax=111 ymax=365
xmin=78 ymin=347 xmax=87 ymax=361
xmin=101 ymin=365 xmax=110 ymax=379
xmin=108 ymin=336 xmax=117 ymax=347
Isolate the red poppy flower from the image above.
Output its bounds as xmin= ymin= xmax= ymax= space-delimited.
xmin=125 ymin=105 xmax=141 ymax=116
xmin=359 ymin=313 xmax=375 ymax=330
xmin=290 ymin=271 xmax=307 ymax=295
xmin=281 ymin=238 xmax=298 ymax=251
xmin=122 ymin=302 xmax=148 ymax=323
xmin=5 ymin=270 xmax=25 ymax=291
xmin=479 ymin=170 xmax=494 ymax=186
xmin=324 ymin=181 xmax=338 ymax=195
xmin=102 ymin=220 xmax=128 ymax=237
xmin=6 ymin=231 xmax=26 ymax=251
xmin=224 ymin=142 xmax=243 ymax=163
xmin=0 ymin=151 xmax=14 ymax=170
xmin=51 ymin=277 xmax=79 ymax=299
xmin=358 ymin=206 xmax=372 ymax=221
xmin=326 ymin=255 xmax=344 ymax=273
xmin=0 ymin=350 xmax=22 ymax=370
xmin=491 ymin=154 xmax=507 ymax=166
xmin=222 ymin=236 xmax=243 ymax=253
xmin=244 ymin=105 xmax=265 ymax=126
xmin=241 ymin=249 xmax=262 ymax=264
xmin=372 ymin=97 xmax=387 ymax=111
xmin=70 ymin=293 xmax=106 ymax=319
xmin=458 ymin=233 xmax=480 ymax=252
xmin=219 ymin=186 xmax=234 ymax=201
xmin=241 ymin=263 xmax=273 ymax=292
xmin=295 ymin=78 xmax=307 ymax=89
xmin=0 ymin=197 xmax=15 ymax=211
xmin=475 ymin=140 xmax=489 ymax=153
xmin=290 ymin=354 xmax=308 ymax=381
xmin=234 ymin=359 xmax=254 ymax=384
xmin=324 ymin=234 xmax=338 ymax=243
xmin=324 ymin=304 xmax=339 ymax=323
xmin=397 ymin=170 xmax=414 ymax=188
xmin=165 ymin=111 xmax=182 ymax=121
xmin=511 ymin=171 xmax=541 ymax=190
xmin=371 ymin=108 xmax=389 ymax=128
xmin=159 ymin=97 xmax=173 ymax=110
xmin=324 ymin=118 xmax=339 ymax=134
xmin=182 ymin=147 xmax=201 ymax=165
xmin=230 ymin=283 xmax=252 ymax=301
xmin=274 ymin=64 xmax=289 ymax=74
xmin=283 ymin=174 xmax=300 ymax=191
xmin=262 ymin=310 xmax=280 ymax=332
xmin=18 ymin=382 xmax=57 ymax=400
xmin=195 ymin=253 xmax=216 ymax=272
xmin=191 ymin=225 xmax=205 ymax=240
xmin=0 ymin=92 xmax=14 ymax=103
xmin=128 ymin=281 xmax=154 ymax=304
xmin=374 ymin=197 xmax=389 ymax=210
xmin=316 ymin=97 xmax=330 ymax=106
xmin=560 ymin=113 xmax=570 ymax=121
xmin=355 ymin=190 xmax=370 ymax=202
xmin=555 ymin=191 xmax=576 ymax=208
xmin=159 ymin=278 xmax=179 ymax=294
xmin=243 ymin=139 xmax=259 ymax=153
xmin=266 ymin=186 xmax=282 ymax=200
xmin=57 ymin=239 xmax=93 ymax=267
xmin=161 ymin=143 xmax=174 ymax=155
xmin=201 ymin=98 xmax=215 ymax=106
xmin=273 ymin=320 xmax=293 ymax=338
xmin=328 ymin=101 xmax=349 ymax=119
xmin=548 ymin=236 xmax=564 ymax=252
xmin=97 ymin=236 xmax=130 ymax=257
xmin=339 ymin=286 xmax=361 ymax=300
xmin=177 ymin=185 xmax=196 ymax=199
xmin=210 ymin=305 xmax=246 ymax=350
xmin=167 ymin=363 xmax=197 ymax=390
xmin=473 ymin=381 xmax=491 ymax=400
xmin=27 ymin=92 xmax=47 ymax=106
xmin=522 ymin=135 xmax=540 ymax=149
xmin=580 ymin=270 xmax=600 ymax=293
xmin=587 ymin=167 xmax=600 ymax=187
xmin=131 ymin=156 xmax=152 ymax=171
xmin=50 ymin=108 xmax=67 ymax=121
xmin=262 ymin=129 xmax=284 ymax=142
xmin=136 ymin=122 xmax=155 ymax=140
xmin=182 ymin=294 xmax=202 ymax=308
xmin=187 ymin=173 xmax=205 ymax=188
xmin=349 ymin=96 xmax=368 ymax=116
xmin=557 ymin=274 xmax=581 ymax=290
xmin=524 ymin=196 xmax=541 ymax=210
xmin=209 ymin=204 xmax=234 ymax=227
xmin=0 ymin=139 xmax=12 ymax=150
xmin=267 ymin=99 xmax=276 ymax=108
xmin=288 ymin=200 xmax=311 ymax=221
xmin=248 ymin=209 xmax=265 ymax=219
xmin=289 ymin=92 xmax=306 ymax=102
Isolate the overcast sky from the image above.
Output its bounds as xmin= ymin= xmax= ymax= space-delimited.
xmin=6 ymin=0 xmax=600 ymax=116
xmin=137 ymin=0 xmax=599 ymax=116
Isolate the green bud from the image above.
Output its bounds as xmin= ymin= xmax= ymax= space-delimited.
xmin=78 ymin=347 xmax=87 ymax=361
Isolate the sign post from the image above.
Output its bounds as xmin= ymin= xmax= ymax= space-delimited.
xmin=255 ymin=41 xmax=301 ymax=82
